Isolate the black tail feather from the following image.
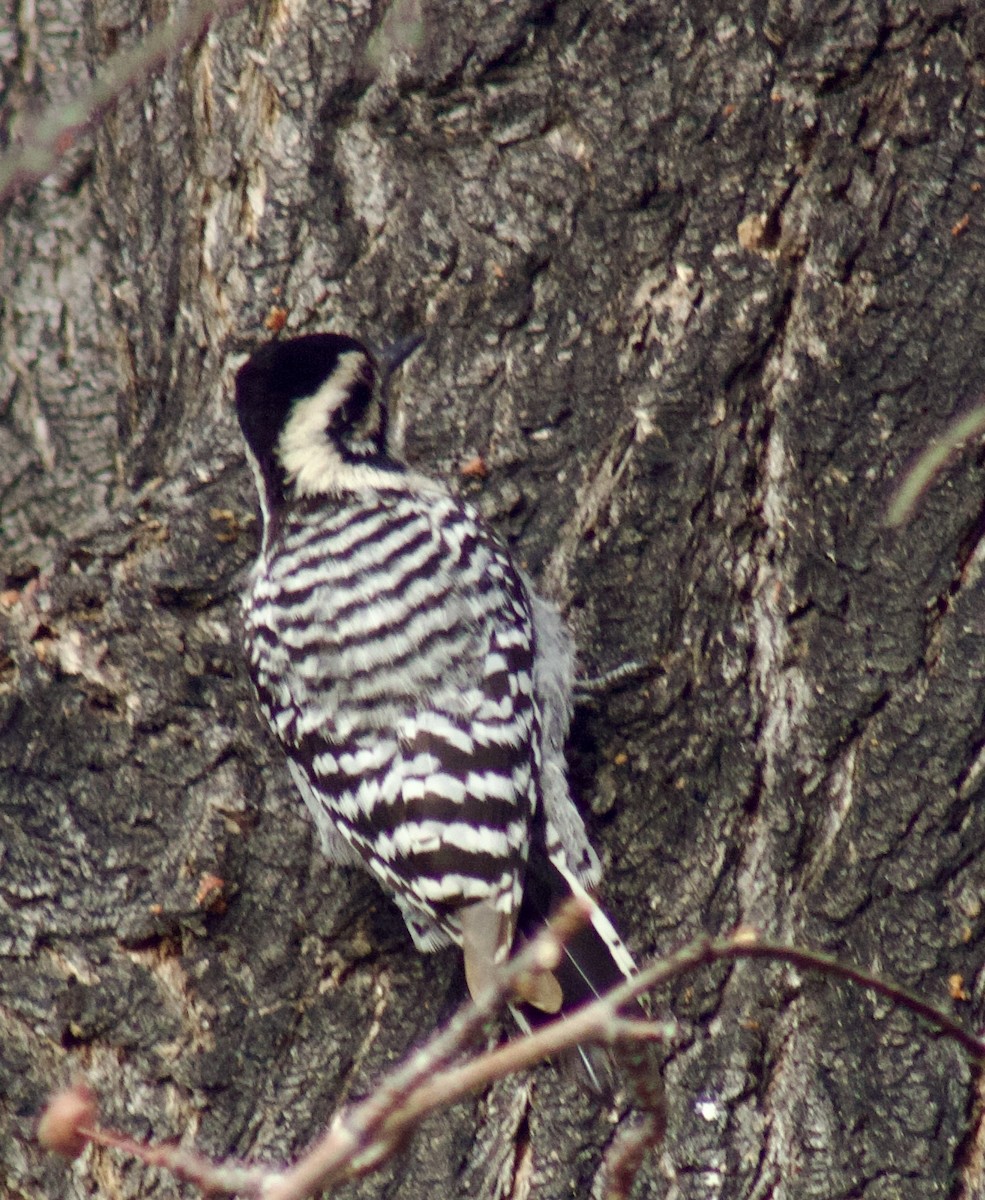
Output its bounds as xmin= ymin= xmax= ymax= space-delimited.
xmin=513 ymin=854 xmax=649 ymax=1096
xmin=518 ymin=854 xmax=640 ymax=1007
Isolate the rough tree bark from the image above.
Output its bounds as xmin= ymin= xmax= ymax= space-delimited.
xmin=3 ymin=2 xmax=985 ymax=1198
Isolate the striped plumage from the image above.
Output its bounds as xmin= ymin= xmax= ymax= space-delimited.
xmin=235 ymin=332 xmax=637 ymax=1050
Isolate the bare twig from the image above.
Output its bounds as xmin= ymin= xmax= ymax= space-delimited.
xmin=38 ymin=922 xmax=985 ymax=1200
xmin=261 ymin=898 xmax=595 ymax=1199
xmin=0 ymin=0 xmax=247 ymax=201
xmin=37 ymin=1082 xmax=267 ymax=1193
xmin=83 ymin=1123 xmax=268 ymax=1196
xmin=602 ymin=1110 xmax=665 ymax=1200
xmin=267 ymin=923 xmax=985 ymax=1199
xmin=720 ymin=934 xmax=985 ymax=1060
xmin=886 ymin=403 xmax=985 ymax=527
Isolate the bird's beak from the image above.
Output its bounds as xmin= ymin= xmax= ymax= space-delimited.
xmin=373 ymin=333 xmax=425 ymax=384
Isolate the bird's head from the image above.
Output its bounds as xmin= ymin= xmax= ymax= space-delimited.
xmin=235 ymin=332 xmax=422 ymax=515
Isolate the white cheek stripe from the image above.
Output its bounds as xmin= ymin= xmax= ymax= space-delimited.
xmin=274 ymin=349 xmax=447 ymax=500
xmin=277 ymin=351 xmax=367 ymax=496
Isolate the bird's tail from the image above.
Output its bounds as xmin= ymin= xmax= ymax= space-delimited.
xmin=511 ymin=852 xmax=651 ymax=1096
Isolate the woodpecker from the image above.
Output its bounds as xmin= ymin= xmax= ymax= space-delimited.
xmin=235 ymin=332 xmax=638 ymax=1053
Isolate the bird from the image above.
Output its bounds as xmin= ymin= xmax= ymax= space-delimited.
xmin=234 ymin=331 xmax=641 ymax=1079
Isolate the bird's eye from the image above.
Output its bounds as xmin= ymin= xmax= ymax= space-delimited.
xmin=337 ymin=369 xmax=382 ymax=442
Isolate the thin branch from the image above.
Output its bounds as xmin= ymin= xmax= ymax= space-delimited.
xmin=40 ymin=901 xmax=593 ymax=1199
xmin=265 ymin=924 xmax=985 ymax=1199
xmin=82 ymin=1124 xmax=268 ymax=1196
xmin=886 ymin=403 xmax=985 ymax=527
xmin=40 ymin=922 xmax=985 ymax=1200
xmin=725 ymin=936 xmax=985 ymax=1060
xmin=0 ymin=0 xmax=247 ymax=202
xmin=602 ymin=1110 xmax=665 ymax=1200
xmin=260 ymin=898 xmax=594 ymax=1199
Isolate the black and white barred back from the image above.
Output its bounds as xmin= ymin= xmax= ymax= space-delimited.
xmin=236 ymin=333 xmax=637 ymax=1039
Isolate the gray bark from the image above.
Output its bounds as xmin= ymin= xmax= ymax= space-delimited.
xmin=3 ymin=1 xmax=985 ymax=1197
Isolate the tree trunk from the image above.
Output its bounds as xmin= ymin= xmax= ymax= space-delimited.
xmin=3 ymin=2 xmax=985 ymax=1197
